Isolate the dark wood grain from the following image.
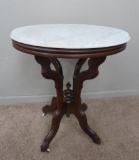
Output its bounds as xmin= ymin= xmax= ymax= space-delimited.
xmin=35 ymin=56 xmax=64 ymax=151
xmin=72 ymin=57 xmax=106 ymax=144
xmin=12 ymin=40 xmax=126 ymax=58
xmin=12 ymin=40 xmax=127 ymax=152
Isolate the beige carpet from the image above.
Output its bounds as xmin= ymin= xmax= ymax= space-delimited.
xmin=0 ymin=96 xmax=139 ymax=160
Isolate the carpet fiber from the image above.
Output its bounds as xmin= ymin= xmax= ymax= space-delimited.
xmin=0 ymin=96 xmax=139 ymax=160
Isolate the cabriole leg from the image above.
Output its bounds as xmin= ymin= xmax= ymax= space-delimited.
xmin=35 ymin=56 xmax=64 ymax=152
xmin=73 ymin=57 xmax=106 ymax=144
xmin=41 ymin=110 xmax=64 ymax=152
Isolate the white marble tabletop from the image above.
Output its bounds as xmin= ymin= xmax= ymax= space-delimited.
xmin=10 ymin=24 xmax=130 ymax=49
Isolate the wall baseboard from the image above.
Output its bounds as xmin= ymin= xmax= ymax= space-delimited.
xmin=0 ymin=89 xmax=139 ymax=105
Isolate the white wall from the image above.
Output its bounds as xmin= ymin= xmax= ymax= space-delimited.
xmin=0 ymin=0 xmax=139 ymax=104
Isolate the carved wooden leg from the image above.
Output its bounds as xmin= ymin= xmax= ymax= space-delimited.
xmin=73 ymin=57 xmax=106 ymax=144
xmin=74 ymin=110 xmax=101 ymax=144
xmin=41 ymin=110 xmax=64 ymax=152
xmin=35 ymin=56 xmax=64 ymax=152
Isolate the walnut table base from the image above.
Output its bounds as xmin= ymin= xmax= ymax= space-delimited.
xmin=35 ymin=56 xmax=106 ymax=152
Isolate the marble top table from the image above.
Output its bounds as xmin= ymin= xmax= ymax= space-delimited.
xmin=11 ymin=24 xmax=130 ymax=152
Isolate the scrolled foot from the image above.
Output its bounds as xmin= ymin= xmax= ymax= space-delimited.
xmin=41 ymin=140 xmax=49 ymax=152
xmin=74 ymin=110 xmax=101 ymax=145
xmin=91 ymin=133 xmax=101 ymax=144
xmin=41 ymin=110 xmax=64 ymax=152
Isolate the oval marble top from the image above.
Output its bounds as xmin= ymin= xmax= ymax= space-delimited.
xmin=11 ymin=24 xmax=130 ymax=49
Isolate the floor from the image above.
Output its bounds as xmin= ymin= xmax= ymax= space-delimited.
xmin=0 ymin=96 xmax=139 ymax=160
